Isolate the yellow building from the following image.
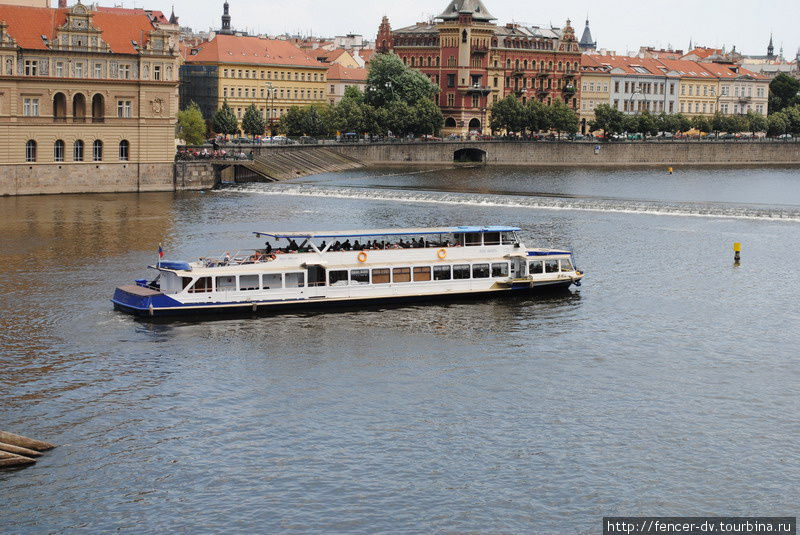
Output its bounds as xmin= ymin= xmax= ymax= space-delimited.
xmin=182 ymin=33 xmax=328 ymax=134
xmin=0 ymin=2 xmax=181 ymax=195
xmin=655 ymin=59 xmax=718 ymax=116
xmin=579 ymin=57 xmax=611 ymax=133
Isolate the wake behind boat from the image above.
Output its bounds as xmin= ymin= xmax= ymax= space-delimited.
xmin=112 ymin=226 xmax=584 ymax=317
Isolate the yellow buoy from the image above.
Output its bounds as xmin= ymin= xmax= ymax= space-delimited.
xmin=733 ymin=242 xmax=741 ymax=252
xmin=667 ymin=167 xmax=673 ymax=174
xmin=733 ymin=242 xmax=741 ymax=264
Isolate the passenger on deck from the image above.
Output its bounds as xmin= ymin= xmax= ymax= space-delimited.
xmin=332 ymin=241 xmax=341 ymax=251
xmin=319 ymin=240 xmax=327 ymax=251
xmin=265 ymin=242 xmax=272 ymax=254
xmin=343 ymin=239 xmax=352 ymax=251
xmin=288 ymin=239 xmax=299 ymax=251
xmin=353 ymin=240 xmax=361 ymax=250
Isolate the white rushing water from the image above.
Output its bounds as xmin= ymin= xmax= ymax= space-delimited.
xmin=222 ymin=183 xmax=800 ymax=223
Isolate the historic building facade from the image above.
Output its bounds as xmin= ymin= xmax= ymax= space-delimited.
xmin=0 ymin=2 xmax=181 ymax=194
xmin=181 ymin=3 xmax=327 ymax=135
xmin=377 ymin=0 xmax=582 ymax=135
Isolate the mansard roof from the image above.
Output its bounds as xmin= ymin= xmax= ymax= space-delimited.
xmin=0 ymin=4 xmax=165 ymax=54
xmin=437 ymin=0 xmax=496 ymax=22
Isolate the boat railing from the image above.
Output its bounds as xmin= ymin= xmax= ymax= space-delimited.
xmin=199 ymin=250 xmax=280 ymax=268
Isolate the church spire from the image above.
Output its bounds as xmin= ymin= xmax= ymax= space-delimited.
xmin=767 ymin=32 xmax=775 ymax=59
xmin=220 ymin=1 xmax=232 ymax=34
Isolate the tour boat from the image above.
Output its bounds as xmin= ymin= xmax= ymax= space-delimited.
xmin=112 ymin=226 xmax=584 ymax=317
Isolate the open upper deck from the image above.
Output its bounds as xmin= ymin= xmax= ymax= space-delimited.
xmin=253 ymin=226 xmax=522 ymax=240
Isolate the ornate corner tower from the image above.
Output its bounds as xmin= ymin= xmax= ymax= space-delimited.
xmin=376 ymin=16 xmax=392 ymax=53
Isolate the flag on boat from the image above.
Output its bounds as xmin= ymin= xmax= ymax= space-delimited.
xmin=158 ymin=244 xmax=164 ymax=258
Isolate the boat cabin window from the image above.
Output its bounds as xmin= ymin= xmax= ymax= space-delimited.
xmin=372 ymin=268 xmax=390 ymax=284
xmin=285 ymin=272 xmax=305 ymax=287
xmin=433 ymin=265 xmax=451 ymax=280
xmin=240 ymin=275 xmax=259 ymax=291
xmin=216 ymin=276 xmax=237 ymax=291
xmin=181 ymin=277 xmax=193 ymax=289
xmin=453 ymin=264 xmax=471 ymax=279
xmin=545 ymin=260 xmax=559 ymax=273
xmin=451 ymin=234 xmax=466 ymax=247
xmin=350 ymin=269 xmax=370 ymax=285
xmin=500 ymin=232 xmax=517 ymax=245
xmin=188 ymin=277 xmax=213 ymax=293
xmin=329 ymin=270 xmax=349 ymax=286
xmin=393 ymin=267 xmax=411 ymax=283
xmin=492 ymin=263 xmax=509 ymax=277
xmin=560 ymin=258 xmax=574 ymax=272
xmin=413 ymin=266 xmax=431 ymax=282
xmin=472 ymin=264 xmax=490 ymax=278
xmin=464 ymin=233 xmax=482 ymax=246
xmin=262 ymin=273 xmax=282 ymax=289
xmin=483 ymin=232 xmax=500 ymax=246
xmin=529 ymin=261 xmax=544 ymax=275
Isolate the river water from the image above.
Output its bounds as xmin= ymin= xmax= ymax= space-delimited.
xmin=1 ymin=165 xmax=799 ymax=533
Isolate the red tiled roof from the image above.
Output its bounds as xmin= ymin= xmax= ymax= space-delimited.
xmin=185 ymin=34 xmax=327 ymax=68
xmin=358 ymin=49 xmax=376 ymax=63
xmin=327 ymin=63 xmax=367 ymax=82
xmin=0 ymin=4 xmax=158 ymax=54
xmin=684 ymin=47 xmax=722 ymax=59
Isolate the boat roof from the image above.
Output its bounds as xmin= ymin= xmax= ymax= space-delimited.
xmin=253 ymin=226 xmax=521 ymax=239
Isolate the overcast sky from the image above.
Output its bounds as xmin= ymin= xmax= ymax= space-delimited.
xmin=158 ymin=0 xmax=799 ymax=59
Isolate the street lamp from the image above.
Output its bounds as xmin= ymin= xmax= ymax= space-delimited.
xmin=264 ymin=81 xmax=276 ymax=135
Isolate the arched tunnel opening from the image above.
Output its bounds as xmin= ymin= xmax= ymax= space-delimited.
xmin=453 ymin=148 xmax=487 ymax=163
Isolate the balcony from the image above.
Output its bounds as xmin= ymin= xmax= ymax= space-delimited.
xmin=471 ymin=45 xmax=488 ymax=55
xmin=537 ymin=70 xmax=551 ymax=78
xmin=738 ymin=95 xmax=752 ymax=103
xmin=511 ymin=69 xmax=525 ymax=77
xmin=464 ymin=85 xmax=492 ymax=96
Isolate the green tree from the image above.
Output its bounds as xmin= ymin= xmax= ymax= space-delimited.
xmin=767 ymin=112 xmax=789 ymax=137
xmin=364 ymin=53 xmax=439 ymax=108
xmin=727 ymin=114 xmax=749 ymax=134
xmin=746 ymin=110 xmax=767 ymax=135
xmin=711 ymin=112 xmax=729 ymax=134
xmin=637 ymin=111 xmax=658 ymax=137
xmin=386 ymin=100 xmax=415 ymax=136
xmin=525 ymin=99 xmax=549 ymax=133
xmin=177 ymin=101 xmax=206 ymax=145
xmin=281 ymin=106 xmax=306 ymax=137
xmin=768 ymin=73 xmax=800 ymax=114
xmin=781 ymin=105 xmax=800 ymax=135
xmin=622 ymin=114 xmax=639 ymax=134
xmin=655 ymin=112 xmax=678 ymax=134
xmin=411 ymin=98 xmax=444 ymax=135
xmin=674 ymin=113 xmax=692 ymax=133
xmin=547 ymin=101 xmax=578 ymax=138
xmin=589 ymin=104 xmax=624 ymax=137
xmin=212 ymin=100 xmax=239 ymax=136
xmin=490 ymin=95 xmax=525 ymax=134
xmin=241 ymin=104 xmax=266 ymax=138
xmin=691 ymin=115 xmax=711 ymax=133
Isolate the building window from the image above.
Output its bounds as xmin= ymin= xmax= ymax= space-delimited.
xmin=153 ymin=65 xmax=161 ymax=80
xmin=54 ymin=140 xmax=65 ymax=162
xmin=93 ymin=140 xmax=103 ymax=161
xmin=471 ymin=95 xmax=479 ymax=108
xmin=447 ymin=93 xmax=455 ymax=106
xmin=25 ymin=140 xmax=36 ymax=162
xmin=119 ymin=65 xmax=130 ymax=79
xmin=447 ymin=73 xmax=455 ymax=87
xmin=56 ymin=62 xmax=64 ymax=77
xmin=94 ymin=63 xmax=102 ymax=78
xmin=224 ymin=69 xmax=228 ymax=77
xmin=24 ymin=60 xmax=38 ymax=76
xmin=73 ymin=140 xmax=84 ymax=162
xmin=23 ymin=98 xmax=40 ymax=116
xmin=119 ymin=140 xmax=129 ymax=161
xmin=117 ymin=100 xmax=132 ymax=118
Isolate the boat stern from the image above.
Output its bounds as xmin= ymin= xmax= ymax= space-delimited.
xmin=111 ymin=284 xmax=182 ymax=316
